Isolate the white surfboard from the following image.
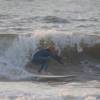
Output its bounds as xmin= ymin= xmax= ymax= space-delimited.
xmin=32 ymin=74 xmax=75 ymax=79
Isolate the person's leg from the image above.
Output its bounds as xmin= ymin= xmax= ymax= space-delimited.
xmin=38 ymin=61 xmax=49 ymax=73
xmin=44 ymin=62 xmax=48 ymax=72
xmin=37 ymin=56 xmax=51 ymax=73
xmin=38 ymin=62 xmax=46 ymax=73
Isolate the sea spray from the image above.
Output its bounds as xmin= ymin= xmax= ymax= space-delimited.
xmin=0 ymin=34 xmax=39 ymax=80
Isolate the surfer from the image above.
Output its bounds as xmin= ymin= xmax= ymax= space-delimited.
xmin=31 ymin=46 xmax=64 ymax=73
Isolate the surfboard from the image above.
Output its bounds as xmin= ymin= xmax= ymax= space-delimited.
xmin=32 ymin=74 xmax=75 ymax=79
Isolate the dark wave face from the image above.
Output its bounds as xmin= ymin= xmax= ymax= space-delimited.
xmin=21 ymin=16 xmax=70 ymax=24
xmin=41 ymin=16 xmax=70 ymax=24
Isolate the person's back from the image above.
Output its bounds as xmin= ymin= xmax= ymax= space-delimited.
xmin=33 ymin=49 xmax=51 ymax=58
xmin=32 ymin=48 xmax=53 ymax=65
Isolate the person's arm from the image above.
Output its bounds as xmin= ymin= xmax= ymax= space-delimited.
xmin=50 ymin=52 xmax=64 ymax=64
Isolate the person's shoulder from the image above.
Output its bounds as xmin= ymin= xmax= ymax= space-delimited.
xmin=37 ymin=48 xmax=48 ymax=52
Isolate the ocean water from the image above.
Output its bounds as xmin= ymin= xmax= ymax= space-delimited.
xmin=0 ymin=0 xmax=100 ymax=100
xmin=0 ymin=0 xmax=100 ymax=34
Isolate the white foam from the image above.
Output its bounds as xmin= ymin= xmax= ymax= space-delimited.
xmin=0 ymin=81 xmax=99 ymax=100
xmin=0 ymin=34 xmax=38 ymax=80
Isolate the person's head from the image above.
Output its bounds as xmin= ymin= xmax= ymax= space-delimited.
xmin=47 ymin=45 xmax=55 ymax=52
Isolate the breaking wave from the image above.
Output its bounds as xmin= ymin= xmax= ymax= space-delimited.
xmin=0 ymin=31 xmax=100 ymax=80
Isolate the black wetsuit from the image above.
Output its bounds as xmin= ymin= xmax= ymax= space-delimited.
xmin=31 ymin=49 xmax=63 ymax=72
